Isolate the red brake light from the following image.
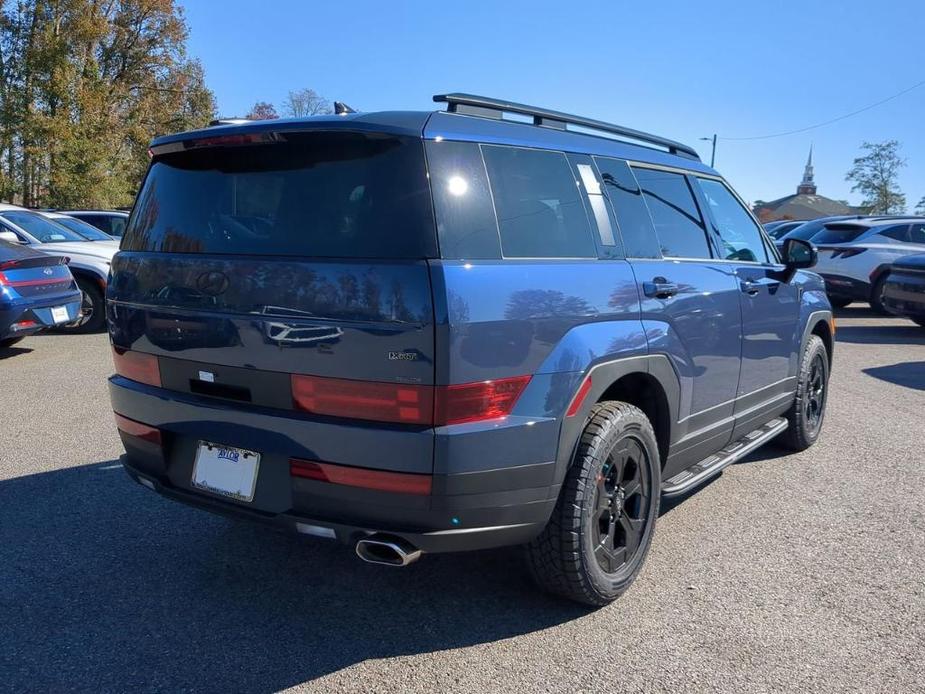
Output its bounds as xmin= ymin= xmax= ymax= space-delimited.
xmin=434 ymin=375 xmax=531 ymax=426
xmin=187 ymin=133 xmax=278 ymax=149
xmin=112 ymin=347 xmax=161 ymax=387
xmin=114 ymin=413 xmax=162 ymax=445
xmin=291 ymin=374 xmax=434 ymax=425
xmin=289 ymin=458 xmax=432 ymax=495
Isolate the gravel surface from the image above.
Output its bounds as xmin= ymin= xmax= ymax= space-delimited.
xmin=1 ymin=305 xmax=923 ymax=693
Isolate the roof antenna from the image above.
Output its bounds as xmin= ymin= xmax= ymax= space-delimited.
xmin=334 ymin=101 xmax=356 ymax=115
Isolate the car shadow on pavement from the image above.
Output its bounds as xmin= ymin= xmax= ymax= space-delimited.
xmin=0 ymin=462 xmax=590 ymax=692
xmin=863 ymin=361 xmax=925 ymax=391
xmin=833 ymin=322 xmax=924 ymax=345
xmin=0 ymin=344 xmax=33 ymax=359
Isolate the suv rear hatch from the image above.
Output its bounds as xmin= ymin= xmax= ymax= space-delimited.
xmin=109 ymin=126 xmax=439 ymax=478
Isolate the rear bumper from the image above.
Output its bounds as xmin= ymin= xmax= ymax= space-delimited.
xmin=819 ymin=273 xmax=870 ymax=300
xmin=0 ymin=291 xmax=82 ymax=339
xmin=111 ymin=376 xmax=558 ymax=553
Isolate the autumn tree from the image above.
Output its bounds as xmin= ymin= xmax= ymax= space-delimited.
xmin=246 ymin=100 xmax=278 ymax=120
xmin=0 ymin=0 xmax=215 ymax=208
xmin=283 ymin=87 xmax=330 ymax=117
xmin=845 ymin=140 xmax=907 ymax=215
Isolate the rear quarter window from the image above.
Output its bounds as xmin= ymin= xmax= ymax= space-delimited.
xmin=124 ymin=131 xmax=436 ymax=258
xmin=481 ymin=145 xmax=596 ymax=258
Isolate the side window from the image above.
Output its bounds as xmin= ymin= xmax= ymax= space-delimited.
xmin=593 ymin=157 xmax=660 ymax=258
xmin=482 ymin=145 xmax=596 ymax=258
xmin=109 ymin=216 xmax=127 ymax=237
xmin=908 ymin=224 xmax=925 ymax=245
xmin=631 ymin=167 xmax=712 ymax=259
xmin=696 ymin=178 xmax=769 ymax=263
xmin=425 ymin=140 xmax=501 ymax=258
xmin=879 ymin=225 xmax=911 ymax=242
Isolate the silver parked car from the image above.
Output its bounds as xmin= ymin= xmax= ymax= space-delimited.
xmin=811 ymin=217 xmax=925 ymax=311
xmin=0 ymin=203 xmax=117 ymax=332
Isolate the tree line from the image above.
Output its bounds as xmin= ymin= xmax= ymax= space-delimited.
xmin=0 ymin=0 xmax=215 ymax=209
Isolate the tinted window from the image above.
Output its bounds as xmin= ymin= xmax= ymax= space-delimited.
xmin=0 ymin=211 xmax=87 ymax=243
xmin=54 ymin=217 xmax=112 ymax=241
xmin=108 ymin=216 xmax=127 ymax=237
xmin=125 ymin=132 xmax=436 ymax=258
xmin=812 ymin=225 xmax=870 ymax=244
xmin=696 ymin=178 xmax=768 ymax=262
xmin=426 ymin=140 xmax=501 ymax=258
xmin=594 ymin=157 xmax=660 ymax=258
xmin=631 ymin=167 xmax=711 ymax=258
xmin=908 ymin=224 xmax=925 ymax=244
xmin=878 ymin=224 xmax=912 ymax=242
xmin=482 ymin=145 xmax=596 ymax=258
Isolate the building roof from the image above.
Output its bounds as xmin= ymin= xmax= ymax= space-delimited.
xmin=754 ymin=193 xmax=857 ymax=221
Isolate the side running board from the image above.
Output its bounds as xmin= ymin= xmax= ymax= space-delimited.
xmin=661 ymin=417 xmax=788 ymax=498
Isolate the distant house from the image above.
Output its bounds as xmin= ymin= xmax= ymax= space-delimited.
xmin=753 ymin=147 xmax=861 ymax=222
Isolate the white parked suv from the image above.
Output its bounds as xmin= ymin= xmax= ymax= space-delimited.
xmin=811 ymin=217 xmax=925 ymax=311
xmin=0 ymin=203 xmax=117 ymax=332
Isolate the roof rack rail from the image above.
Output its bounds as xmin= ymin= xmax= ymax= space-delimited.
xmin=433 ymin=93 xmax=700 ymax=161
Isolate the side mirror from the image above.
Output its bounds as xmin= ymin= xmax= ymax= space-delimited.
xmin=0 ymin=230 xmax=22 ymax=244
xmin=781 ymin=237 xmax=817 ymax=269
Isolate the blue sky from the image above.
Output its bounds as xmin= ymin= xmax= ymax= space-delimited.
xmin=180 ymin=0 xmax=925 ymax=208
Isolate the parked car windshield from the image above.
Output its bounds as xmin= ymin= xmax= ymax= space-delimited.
xmin=124 ymin=131 xmax=436 ymax=258
xmin=0 ymin=210 xmax=88 ymax=243
xmin=52 ymin=216 xmax=114 ymax=241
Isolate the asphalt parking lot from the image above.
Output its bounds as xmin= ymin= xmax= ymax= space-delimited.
xmin=1 ymin=306 xmax=923 ymax=693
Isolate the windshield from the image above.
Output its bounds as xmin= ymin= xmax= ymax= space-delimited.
xmin=124 ymin=131 xmax=436 ymax=258
xmin=53 ymin=216 xmax=113 ymax=241
xmin=1 ymin=210 xmax=87 ymax=243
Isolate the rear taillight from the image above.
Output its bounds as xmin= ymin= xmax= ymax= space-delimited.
xmin=434 ymin=375 xmax=531 ymax=425
xmin=291 ymin=374 xmax=434 ymax=425
xmin=112 ymin=347 xmax=161 ymax=387
xmin=289 ymin=458 xmax=432 ymax=495
xmin=290 ymin=374 xmax=531 ymax=426
xmin=113 ymin=413 xmax=162 ymax=445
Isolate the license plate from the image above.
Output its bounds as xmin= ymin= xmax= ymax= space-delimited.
xmin=51 ymin=306 xmax=69 ymax=323
xmin=191 ymin=441 xmax=260 ymax=502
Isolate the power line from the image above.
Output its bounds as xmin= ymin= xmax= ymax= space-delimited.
xmin=718 ymin=79 xmax=925 ymax=141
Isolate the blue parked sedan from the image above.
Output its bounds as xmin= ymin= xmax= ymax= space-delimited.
xmin=0 ymin=237 xmax=83 ymax=347
xmin=883 ymin=253 xmax=925 ymax=327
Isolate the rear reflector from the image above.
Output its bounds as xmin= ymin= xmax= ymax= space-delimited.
xmin=566 ymin=376 xmax=593 ymax=417
xmin=11 ymin=320 xmax=37 ymax=331
xmin=291 ymin=374 xmax=531 ymax=426
xmin=434 ymin=375 xmax=531 ymax=425
xmin=291 ymin=374 xmax=434 ymax=425
xmin=289 ymin=458 xmax=432 ymax=495
xmin=112 ymin=347 xmax=161 ymax=387
xmin=114 ymin=413 xmax=162 ymax=445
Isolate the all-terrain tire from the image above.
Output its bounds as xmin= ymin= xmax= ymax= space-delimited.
xmin=781 ymin=334 xmax=829 ymax=451
xmin=526 ymin=402 xmax=661 ymax=606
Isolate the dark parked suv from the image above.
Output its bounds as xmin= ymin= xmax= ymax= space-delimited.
xmin=108 ymin=93 xmax=833 ymax=605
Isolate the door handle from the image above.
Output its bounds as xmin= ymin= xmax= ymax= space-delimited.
xmin=741 ymin=280 xmax=761 ymax=295
xmin=643 ymin=277 xmax=679 ymax=299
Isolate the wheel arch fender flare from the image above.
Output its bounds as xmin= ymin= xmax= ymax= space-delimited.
xmin=801 ymin=309 xmax=834 ymax=368
xmin=552 ymin=354 xmax=681 ymax=487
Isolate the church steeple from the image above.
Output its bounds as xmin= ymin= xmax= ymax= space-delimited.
xmin=797 ymin=145 xmax=817 ymax=195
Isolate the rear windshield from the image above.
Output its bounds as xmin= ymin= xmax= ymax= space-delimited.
xmin=125 ymin=131 xmax=436 ymax=258
xmin=811 ymin=225 xmax=867 ymax=245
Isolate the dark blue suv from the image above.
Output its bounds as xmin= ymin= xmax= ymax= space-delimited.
xmin=108 ymin=94 xmax=833 ymax=605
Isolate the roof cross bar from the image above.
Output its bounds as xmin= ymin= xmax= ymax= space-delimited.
xmin=433 ymin=93 xmax=700 ymax=161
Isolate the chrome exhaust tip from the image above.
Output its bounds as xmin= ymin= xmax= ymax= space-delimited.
xmin=355 ymin=534 xmax=422 ymax=567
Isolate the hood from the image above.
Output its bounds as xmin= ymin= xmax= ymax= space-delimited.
xmin=892 ymin=253 xmax=925 ymax=271
xmin=36 ymin=241 xmax=117 ymax=261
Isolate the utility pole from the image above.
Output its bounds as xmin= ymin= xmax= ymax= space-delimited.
xmin=700 ymin=134 xmax=717 ymax=167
